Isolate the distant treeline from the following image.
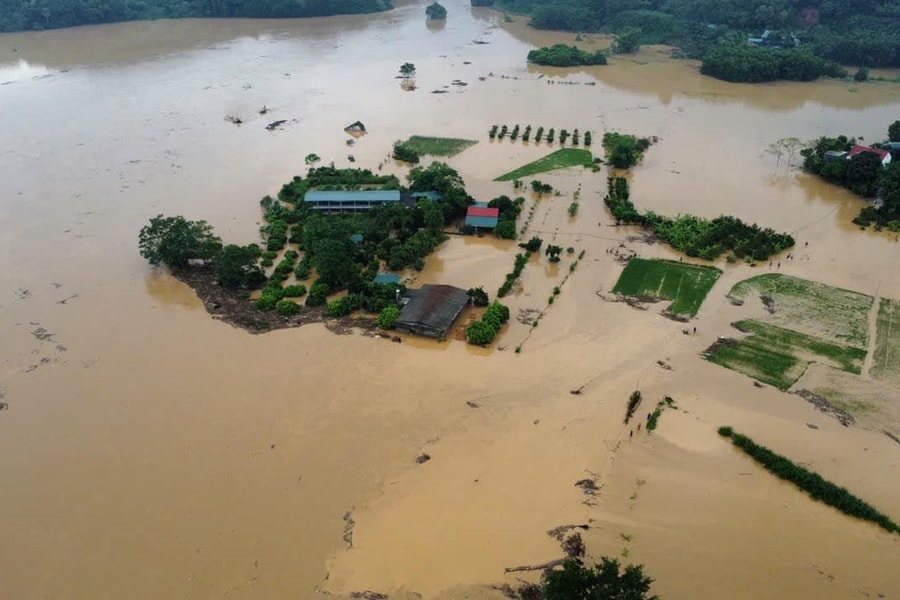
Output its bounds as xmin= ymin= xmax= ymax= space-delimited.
xmin=483 ymin=0 xmax=900 ymax=70
xmin=0 ymin=0 xmax=391 ymax=32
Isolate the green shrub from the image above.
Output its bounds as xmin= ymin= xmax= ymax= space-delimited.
xmin=520 ymin=236 xmax=543 ymax=252
xmin=306 ymin=282 xmax=330 ymax=307
xmin=392 ymin=141 xmax=420 ymax=164
xmin=262 ymin=250 xmax=278 ymax=260
xmin=284 ymin=249 xmax=299 ymax=261
xmin=255 ymin=295 xmax=277 ymax=311
xmin=262 ymin=284 xmax=284 ymax=301
xmin=327 ymin=297 xmax=354 ymax=317
xmin=378 ymin=306 xmax=400 ymax=329
xmin=276 ymin=299 xmax=301 ymax=316
xmin=625 ymin=390 xmax=642 ymax=424
xmin=466 ymin=320 xmax=498 ymax=345
xmin=495 ymin=219 xmax=517 ymax=239
xmin=467 ymin=286 xmax=490 ymax=307
xmin=294 ymin=261 xmax=312 ymax=280
xmin=261 ymin=258 xmax=274 ymax=267
xmin=283 ymin=284 xmax=307 ymax=298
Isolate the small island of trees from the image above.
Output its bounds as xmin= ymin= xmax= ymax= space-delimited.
xmin=425 ymin=2 xmax=447 ymax=20
xmin=527 ymin=44 xmax=607 ymax=67
xmin=700 ymin=45 xmax=844 ymax=83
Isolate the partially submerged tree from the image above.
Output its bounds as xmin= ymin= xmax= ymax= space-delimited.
xmin=425 ymin=2 xmax=447 ymax=20
xmin=305 ymin=153 xmax=321 ymax=166
xmin=543 ymin=558 xmax=658 ymax=600
xmin=612 ymin=27 xmax=642 ymax=54
xmin=399 ymin=62 xmax=416 ymax=78
xmin=139 ymin=214 xmax=222 ymax=268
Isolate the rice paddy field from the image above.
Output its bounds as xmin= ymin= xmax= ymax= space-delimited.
xmin=705 ymin=320 xmax=867 ymax=390
xmin=494 ymin=148 xmax=593 ymax=182
xmin=400 ymin=136 xmax=477 ymax=157
xmin=872 ymin=298 xmax=900 ymax=386
xmin=612 ymin=258 xmax=722 ymax=317
xmin=728 ymin=274 xmax=873 ymax=348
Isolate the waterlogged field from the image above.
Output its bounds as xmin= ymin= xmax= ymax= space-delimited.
xmin=873 ymin=298 xmax=900 ymax=386
xmin=612 ymin=258 xmax=721 ymax=317
xmin=705 ymin=320 xmax=867 ymax=390
xmin=494 ymin=148 xmax=593 ymax=181
xmin=400 ymin=135 xmax=477 ymax=157
xmin=728 ymin=274 xmax=873 ymax=348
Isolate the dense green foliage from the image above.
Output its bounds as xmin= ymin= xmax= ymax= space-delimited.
xmin=802 ymin=128 xmax=900 ymax=228
xmin=498 ymin=252 xmax=530 ymax=298
xmin=605 ymin=177 xmax=794 ymax=261
xmin=0 ymin=0 xmax=391 ymax=32
xmin=216 ymin=244 xmax=265 ymax=289
xmin=465 ymin=301 xmax=510 ymax=345
xmin=700 ymin=45 xmax=843 ymax=83
xmin=718 ymin=427 xmax=899 ymax=534
xmin=527 ymin=44 xmax=607 ymax=66
xmin=398 ymin=136 xmax=477 ymax=157
xmin=425 ymin=1 xmax=447 ymax=20
xmin=611 ymin=27 xmax=641 ymax=54
xmin=890 ymin=121 xmax=900 ymax=143
xmin=602 ymin=133 xmax=651 ymax=169
xmin=613 ymin=258 xmax=722 ymax=316
xmin=378 ymin=306 xmax=400 ymax=329
xmin=496 ymin=0 xmax=900 ymax=69
xmin=543 ymin=558 xmax=658 ymax=600
xmin=138 ymin=214 xmax=222 ymax=268
xmin=392 ymin=141 xmax=420 ymax=164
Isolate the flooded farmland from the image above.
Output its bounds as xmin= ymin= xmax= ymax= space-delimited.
xmin=0 ymin=0 xmax=898 ymax=598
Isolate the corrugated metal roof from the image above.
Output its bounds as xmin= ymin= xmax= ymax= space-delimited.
xmin=395 ymin=284 xmax=469 ymax=336
xmin=849 ymin=145 xmax=889 ymax=161
xmin=373 ymin=273 xmax=401 ymax=285
xmin=411 ymin=191 xmax=443 ymax=201
xmin=467 ymin=206 xmax=500 ymax=217
xmin=465 ymin=215 xmax=499 ymax=228
xmin=305 ymin=190 xmax=401 ymax=202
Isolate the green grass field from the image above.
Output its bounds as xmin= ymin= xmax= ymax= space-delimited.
xmin=729 ymin=274 xmax=873 ymax=348
xmin=612 ymin=258 xmax=722 ymax=317
xmin=400 ymin=136 xmax=477 ymax=157
xmin=494 ymin=148 xmax=593 ymax=182
xmin=705 ymin=320 xmax=867 ymax=390
xmin=873 ymin=299 xmax=900 ymax=385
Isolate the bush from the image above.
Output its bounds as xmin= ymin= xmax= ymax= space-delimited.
xmin=294 ymin=261 xmax=312 ymax=280
xmin=306 ymin=282 xmax=330 ymax=307
xmin=854 ymin=67 xmax=869 ymax=82
xmin=378 ymin=306 xmax=400 ymax=329
xmin=543 ymin=558 xmax=656 ymax=600
xmin=392 ymin=141 xmax=420 ymax=164
xmin=466 ymin=320 xmax=498 ymax=345
xmin=255 ymin=296 xmax=277 ymax=311
xmin=283 ymin=284 xmax=307 ymax=298
xmin=276 ymin=299 xmax=301 ymax=316
xmin=494 ymin=219 xmax=517 ymax=239
xmin=520 ymin=236 xmax=543 ymax=252
xmin=467 ymin=286 xmax=490 ymax=307
xmin=327 ymin=297 xmax=354 ymax=317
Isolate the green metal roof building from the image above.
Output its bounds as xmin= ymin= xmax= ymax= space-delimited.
xmin=304 ymin=190 xmax=401 ymax=213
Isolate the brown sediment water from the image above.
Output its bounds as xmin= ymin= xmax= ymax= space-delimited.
xmin=1 ymin=1 xmax=899 ymax=598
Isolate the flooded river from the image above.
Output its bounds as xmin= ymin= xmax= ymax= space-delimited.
xmin=1 ymin=1 xmax=898 ymax=598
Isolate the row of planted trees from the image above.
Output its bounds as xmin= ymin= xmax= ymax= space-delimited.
xmin=489 ymin=124 xmax=592 ymax=147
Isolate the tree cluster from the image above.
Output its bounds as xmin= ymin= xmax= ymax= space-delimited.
xmin=802 ymin=125 xmax=900 ymax=229
xmin=605 ymin=177 xmax=795 ymax=260
xmin=0 ymin=0 xmax=391 ymax=32
xmin=700 ymin=45 xmax=843 ymax=83
xmin=602 ymin=132 xmax=651 ymax=169
xmin=465 ymin=301 xmax=509 ymax=345
xmin=527 ymin=44 xmax=607 ymax=67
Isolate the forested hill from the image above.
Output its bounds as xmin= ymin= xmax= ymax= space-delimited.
xmin=0 ymin=0 xmax=392 ymax=33
xmin=485 ymin=0 xmax=900 ymax=68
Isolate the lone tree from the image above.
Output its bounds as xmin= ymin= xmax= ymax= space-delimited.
xmin=399 ymin=62 xmax=416 ymax=78
xmin=543 ymin=558 xmax=658 ymax=600
xmin=889 ymin=120 xmax=900 ymax=143
xmin=139 ymin=214 xmax=222 ymax=268
xmin=612 ymin=27 xmax=641 ymax=54
xmin=305 ymin=153 xmax=321 ymax=166
xmin=425 ymin=2 xmax=447 ymax=20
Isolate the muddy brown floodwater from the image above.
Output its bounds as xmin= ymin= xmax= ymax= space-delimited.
xmin=1 ymin=1 xmax=898 ymax=598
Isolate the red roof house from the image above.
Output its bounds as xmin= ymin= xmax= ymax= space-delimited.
xmin=848 ymin=145 xmax=892 ymax=166
xmin=465 ymin=205 xmax=500 ymax=229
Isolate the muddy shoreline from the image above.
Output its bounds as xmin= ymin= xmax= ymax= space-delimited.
xmin=172 ymin=265 xmax=383 ymax=337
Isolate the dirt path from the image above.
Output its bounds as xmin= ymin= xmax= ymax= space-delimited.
xmin=862 ymin=282 xmax=882 ymax=379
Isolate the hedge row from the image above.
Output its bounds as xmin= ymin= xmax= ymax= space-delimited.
xmin=718 ymin=427 xmax=899 ymax=534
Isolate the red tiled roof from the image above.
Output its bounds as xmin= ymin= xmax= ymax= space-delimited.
xmin=849 ymin=145 xmax=890 ymax=161
xmin=467 ymin=206 xmax=500 ymax=217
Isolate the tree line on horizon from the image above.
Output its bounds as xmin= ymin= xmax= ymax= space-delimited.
xmin=0 ymin=0 xmax=391 ymax=32
xmin=482 ymin=0 xmax=899 ymax=71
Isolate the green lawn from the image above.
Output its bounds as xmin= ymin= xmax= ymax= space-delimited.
xmin=705 ymin=320 xmax=867 ymax=390
xmin=873 ymin=298 xmax=900 ymax=385
xmin=729 ymin=274 xmax=873 ymax=348
xmin=494 ymin=148 xmax=593 ymax=182
xmin=400 ymin=136 xmax=477 ymax=157
xmin=612 ymin=258 xmax=722 ymax=317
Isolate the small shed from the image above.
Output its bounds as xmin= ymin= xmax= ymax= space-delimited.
xmin=373 ymin=273 xmax=401 ymax=285
xmin=394 ymin=284 xmax=469 ymax=338
xmin=465 ymin=205 xmax=499 ymax=230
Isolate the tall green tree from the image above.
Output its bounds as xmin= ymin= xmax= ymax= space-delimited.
xmin=612 ymin=27 xmax=642 ymax=54
xmin=216 ymin=244 xmax=265 ymax=288
xmin=399 ymin=62 xmax=416 ymax=78
xmin=846 ymin=151 xmax=883 ymax=197
xmin=889 ymin=121 xmax=900 ymax=143
xmin=138 ymin=215 xmax=222 ymax=268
